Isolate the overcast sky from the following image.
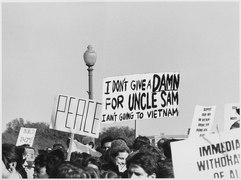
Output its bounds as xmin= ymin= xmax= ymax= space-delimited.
xmin=2 ymin=2 xmax=239 ymax=136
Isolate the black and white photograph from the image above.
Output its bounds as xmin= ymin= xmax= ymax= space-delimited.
xmin=2 ymin=1 xmax=240 ymax=179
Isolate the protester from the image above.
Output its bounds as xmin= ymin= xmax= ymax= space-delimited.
xmin=48 ymin=161 xmax=86 ymax=178
xmin=101 ymin=136 xmax=113 ymax=153
xmin=45 ymin=149 xmax=65 ymax=176
xmin=2 ymin=143 xmax=27 ymax=179
xmin=101 ymin=170 xmax=119 ymax=178
xmin=34 ymin=152 xmax=49 ymax=178
xmin=101 ymin=139 xmax=130 ymax=178
xmin=100 ymin=136 xmax=114 ymax=164
xmin=132 ymin=136 xmax=150 ymax=152
xmin=83 ymin=156 xmax=102 ymax=172
xmin=126 ymin=152 xmax=157 ymax=178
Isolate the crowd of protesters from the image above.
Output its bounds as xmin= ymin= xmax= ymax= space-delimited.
xmin=2 ymin=135 xmax=178 ymax=178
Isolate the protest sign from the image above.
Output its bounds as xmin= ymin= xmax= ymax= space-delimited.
xmin=16 ymin=127 xmax=36 ymax=147
xmin=189 ymin=105 xmax=216 ymax=138
xmin=171 ymin=128 xmax=240 ymax=179
xmin=50 ymin=94 xmax=102 ymax=138
xmin=224 ymin=103 xmax=240 ymax=131
xmin=25 ymin=147 xmax=35 ymax=162
xmin=102 ymin=72 xmax=180 ymax=123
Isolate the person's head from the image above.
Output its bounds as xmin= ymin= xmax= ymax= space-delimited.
xmin=101 ymin=136 xmax=114 ymax=152
xmin=83 ymin=156 xmax=101 ymax=171
xmin=132 ymin=136 xmax=150 ymax=152
xmin=127 ymin=152 xmax=157 ymax=178
xmin=46 ymin=150 xmax=65 ymax=176
xmin=2 ymin=143 xmax=24 ymax=176
xmin=49 ymin=161 xmax=86 ymax=178
xmin=139 ymin=144 xmax=164 ymax=162
xmin=52 ymin=143 xmax=65 ymax=151
xmin=101 ymin=170 xmax=119 ymax=178
xmin=109 ymin=139 xmax=130 ymax=167
xmin=34 ymin=153 xmax=49 ymax=178
xmin=162 ymin=139 xmax=179 ymax=159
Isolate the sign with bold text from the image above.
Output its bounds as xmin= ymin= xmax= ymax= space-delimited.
xmin=50 ymin=94 xmax=102 ymax=138
xmin=189 ymin=105 xmax=216 ymax=138
xmin=171 ymin=129 xmax=241 ymax=179
xmin=102 ymin=72 xmax=180 ymax=123
xmin=16 ymin=127 xmax=36 ymax=147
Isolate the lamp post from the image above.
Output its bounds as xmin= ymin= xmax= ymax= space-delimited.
xmin=83 ymin=45 xmax=97 ymax=100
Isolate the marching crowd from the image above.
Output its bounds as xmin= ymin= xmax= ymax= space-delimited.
xmin=2 ymin=135 xmax=178 ymax=179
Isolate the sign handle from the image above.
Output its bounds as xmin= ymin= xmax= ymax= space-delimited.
xmin=67 ymin=133 xmax=74 ymax=161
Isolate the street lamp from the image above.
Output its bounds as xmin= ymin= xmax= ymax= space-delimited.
xmin=83 ymin=45 xmax=97 ymax=100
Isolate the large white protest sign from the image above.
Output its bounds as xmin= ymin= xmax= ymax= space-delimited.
xmin=102 ymin=72 xmax=180 ymax=123
xmin=171 ymin=128 xmax=240 ymax=179
xmin=16 ymin=127 xmax=36 ymax=147
xmin=50 ymin=94 xmax=102 ymax=138
xmin=189 ymin=105 xmax=216 ymax=138
xmin=224 ymin=103 xmax=240 ymax=131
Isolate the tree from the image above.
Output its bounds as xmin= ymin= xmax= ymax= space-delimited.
xmin=2 ymin=118 xmax=135 ymax=151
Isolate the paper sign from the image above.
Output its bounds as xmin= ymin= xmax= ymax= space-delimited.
xmin=25 ymin=148 xmax=35 ymax=162
xmin=224 ymin=103 xmax=240 ymax=131
xmin=189 ymin=105 xmax=216 ymax=138
xmin=16 ymin=127 xmax=36 ymax=147
xmin=171 ymin=128 xmax=241 ymax=179
xmin=50 ymin=94 xmax=102 ymax=138
xmin=102 ymin=72 xmax=180 ymax=123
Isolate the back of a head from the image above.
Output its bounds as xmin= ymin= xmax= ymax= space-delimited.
xmin=49 ymin=161 xmax=85 ymax=178
xmin=110 ymin=139 xmax=130 ymax=158
xmin=101 ymin=170 xmax=119 ymax=178
xmin=126 ymin=152 xmax=158 ymax=177
xmin=163 ymin=139 xmax=179 ymax=159
xmin=132 ymin=136 xmax=150 ymax=152
xmin=35 ymin=153 xmax=48 ymax=168
xmin=139 ymin=144 xmax=164 ymax=162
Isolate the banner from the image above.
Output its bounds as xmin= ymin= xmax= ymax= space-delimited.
xmin=102 ymin=72 xmax=180 ymax=123
xmin=171 ymin=128 xmax=241 ymax=179
xmin=224 ymin=103 xmax=240 ymax=131
xmin=50 ymin=94 xmax=102 ymax=138
xmin=69 ymin=139 xmax=102 ymax=157
xmin=189 ymin=105 xmax=216 ymax=138
xmin=16 ymin=127 xmax=36 ymax=147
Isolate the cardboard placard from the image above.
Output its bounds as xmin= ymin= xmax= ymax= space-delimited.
xmin=189 ymin=105 xmax=216 ymax=138
xmin=50 ymin=94 xmax=102 ymax=138
xmin=16 ymin=127 xmax=36 ymax=147
xmin=102 ymin=72 xmax=180 ymax=123
xmin=171 ymin=128 xmax=241 ymax=179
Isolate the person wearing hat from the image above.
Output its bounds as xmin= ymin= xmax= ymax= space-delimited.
xmin=101 ymin=139 xmax=130 ymax=178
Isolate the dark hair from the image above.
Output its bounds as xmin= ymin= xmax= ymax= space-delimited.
xmin=132 ymin=136 xmax=150 ymax=152
xmin=46 ymin=150 xmax=65 ymax=175
xmin=101 ymin=136 xmax=114 ymax=148
xmin=34 ymin=153 xmax=48 ymax=168
xmin=84 ymin=166 xmax=100 ymax=178
xmin=70 ymin=152 xmax=85 ymax=168
xmin=101 ymin=170 xmax=119 ymax=178
xmin=126 ymin=152 xmax=158 ymax=176
xmin=49 ymin=161 xmax=86 ymax=178
xmin=2 ymin=143 xmax=27 ymax=178
xmin=162 ymin=139 xmax=179 ymax=159
xmin=139 ymin=144 xmax=164 ymax=163
xmin=83 ymin=156 xmax=102 ymax=171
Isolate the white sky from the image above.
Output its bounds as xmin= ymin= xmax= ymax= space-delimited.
xmin=2 ymin=2 xmax=240 ymax=136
